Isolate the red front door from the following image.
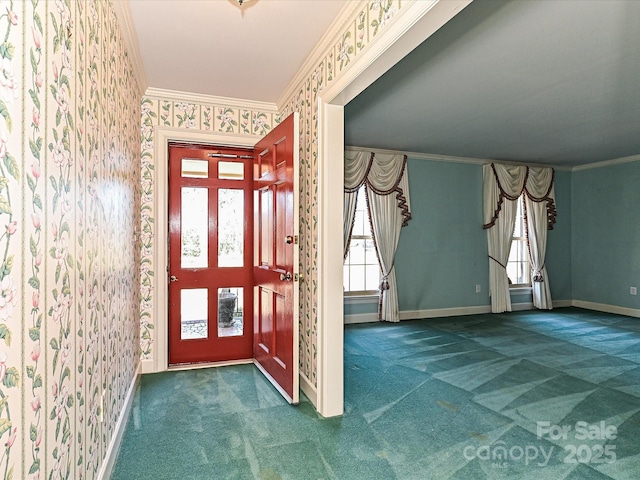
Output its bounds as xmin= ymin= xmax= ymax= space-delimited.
xmin=168 ymin=144 xmax=254 ymax=365
xmin=253 ymin=113 xmax=300 ymax=403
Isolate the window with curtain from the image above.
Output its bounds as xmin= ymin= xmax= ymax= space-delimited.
xmin=507 ymin=196 xmax=531 ymax=287
xmin=483 ymin=162 xmax=556 ymax=313
xmin=343 ymin=186 xmax=380 ymax=295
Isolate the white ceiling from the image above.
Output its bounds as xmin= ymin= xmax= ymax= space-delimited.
xmin=127 ymin=0 xmax=640 ymax=167
xmin=127 ymin=0 xmax=347 ymax=103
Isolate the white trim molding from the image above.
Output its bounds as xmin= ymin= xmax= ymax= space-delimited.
xmin=345 ymin=312 xmax=380 ymax=324
xmin=97 ymin=363 xmax=141 ymax=480
xmin=345 ymin=300 xmax=575 ymax=324
xmin=400 ymin=305 xmax=492 ymax=320
xmin=316 ymin=102 xmax=345 ymax=417
xmin=151 ymin=126 xmax=261 ymax=373
xmin=571 ymin=153 xmax=640 ymax=172
xmin=346 ymin=145 xmax=574 ymax=171
xmin=572 ymin=300 xmax=640 ymax=318
xmin=300 ymin=372 xmax=317 ymax=407
xmin=277 ymin=1 xmax=365 ymax=108
xmin=145 ymin=87 xmax=279 ymax=113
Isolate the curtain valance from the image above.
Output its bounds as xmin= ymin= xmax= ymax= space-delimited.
xmin=483 ymin=163 xmax=557 ymax=231
xmin=344 ymin=151 xmax=411 ymax=226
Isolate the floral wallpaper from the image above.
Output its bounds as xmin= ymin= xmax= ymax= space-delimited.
xmin=138 ymin=0 xmax=404 ymax=389
xmin=10 ymin=1 xmax=142 ymax=479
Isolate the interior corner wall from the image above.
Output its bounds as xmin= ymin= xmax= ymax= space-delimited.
xmin=571 ymin=161 xmax=640 ymax=310
xmin=546 ymin=169 xmax=572 ymax=301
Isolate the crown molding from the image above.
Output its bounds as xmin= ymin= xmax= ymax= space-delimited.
xmin=113 ymin=0 xmax=148 ymax=95
xmin=346 ymin=145 xmax=488 ymax=165
xmin=144 ymin=87 xmax=279 ymax=112
xmin=345 ymin=145 xmax=640 ymax=172
xmin=345 ymin=145 xmax=574 ymax=170
xmin=571 ymin=153 xmax=640 ymax=172
xmin=277 ymin=0 xmax=365 ymax=108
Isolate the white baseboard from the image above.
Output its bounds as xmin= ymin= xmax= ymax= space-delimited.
xmin=346 ymin=299 xmax=578 ymax=324
xmin=400 ymin=305 xmax=492 ymax=320
xmin=300 ymin=372 xmax=317 ymax=407
xmin=98 ymin=362 xmax=141 ymax=480
xmin=572 ymin=300 xmax=640 ymax=318
xmin=141 ymin=358 xmax=156 ymax=374
xmin=344 ymin=312 xmax=379 ymax=324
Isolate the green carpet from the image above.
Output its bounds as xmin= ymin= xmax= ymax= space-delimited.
xmin=112 ymin=308 xmax=640 ymax=479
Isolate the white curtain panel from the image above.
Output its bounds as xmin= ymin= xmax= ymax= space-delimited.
xmin=344 ymin=151 xmax=372 ymax=257
xmin=483 ymin=163 xmax=527 ymax=313
xmin=344 ymin=151 xmax=411 ymax=322
xmin=524 ymin=167 xmax=556 ymax=309
xmin=366 ymin=154 xmax=410 ymax=322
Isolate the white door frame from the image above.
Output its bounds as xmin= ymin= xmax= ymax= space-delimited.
xmin=149 ymin=127 xmax=261 ymax=373
xmin=315 ymin=0 xmax=473 ymax=417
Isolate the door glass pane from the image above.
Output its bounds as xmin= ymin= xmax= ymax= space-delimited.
xmin=260 ymin=189 xmax=273 ymax=266
xmin=181 ymin=187 xmax=208 ymax=269
xmin=181 ymin=288 xmax=208 ymax=340
xmin=181 ymin=158 xmax=209 ymax=178
xmin=219 ymin=161 xmax=244 ymax=180
xmin=218 ymin=287 xmax=243 ymax=337
xmin=218 ymin=189 xmax=244 ymax=267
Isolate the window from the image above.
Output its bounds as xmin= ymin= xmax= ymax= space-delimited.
xmin=507 ymin=196 xmax=530 ymax=287
xmin=344 ymin=186 xmax=380 ymax=295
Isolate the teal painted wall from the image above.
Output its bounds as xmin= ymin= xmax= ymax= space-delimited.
xmin=395 ymin=159 xmax=489 ymax=310
xmin=572 ymin=161 xmax=640 ymax=308
xmin=546 ymin=170 xmax=573 ymax=301
xmin=344 ymin=159 xmax=574 ymax=317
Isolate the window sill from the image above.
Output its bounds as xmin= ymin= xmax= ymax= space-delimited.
xmin=344 ymin=294 xmax=379 ymax=305
xmin=509 ymin=286 xmax=532 ymax=295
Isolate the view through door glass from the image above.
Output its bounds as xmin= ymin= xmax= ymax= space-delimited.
xmin=168 ymin=144 xmax=253 ymax=365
